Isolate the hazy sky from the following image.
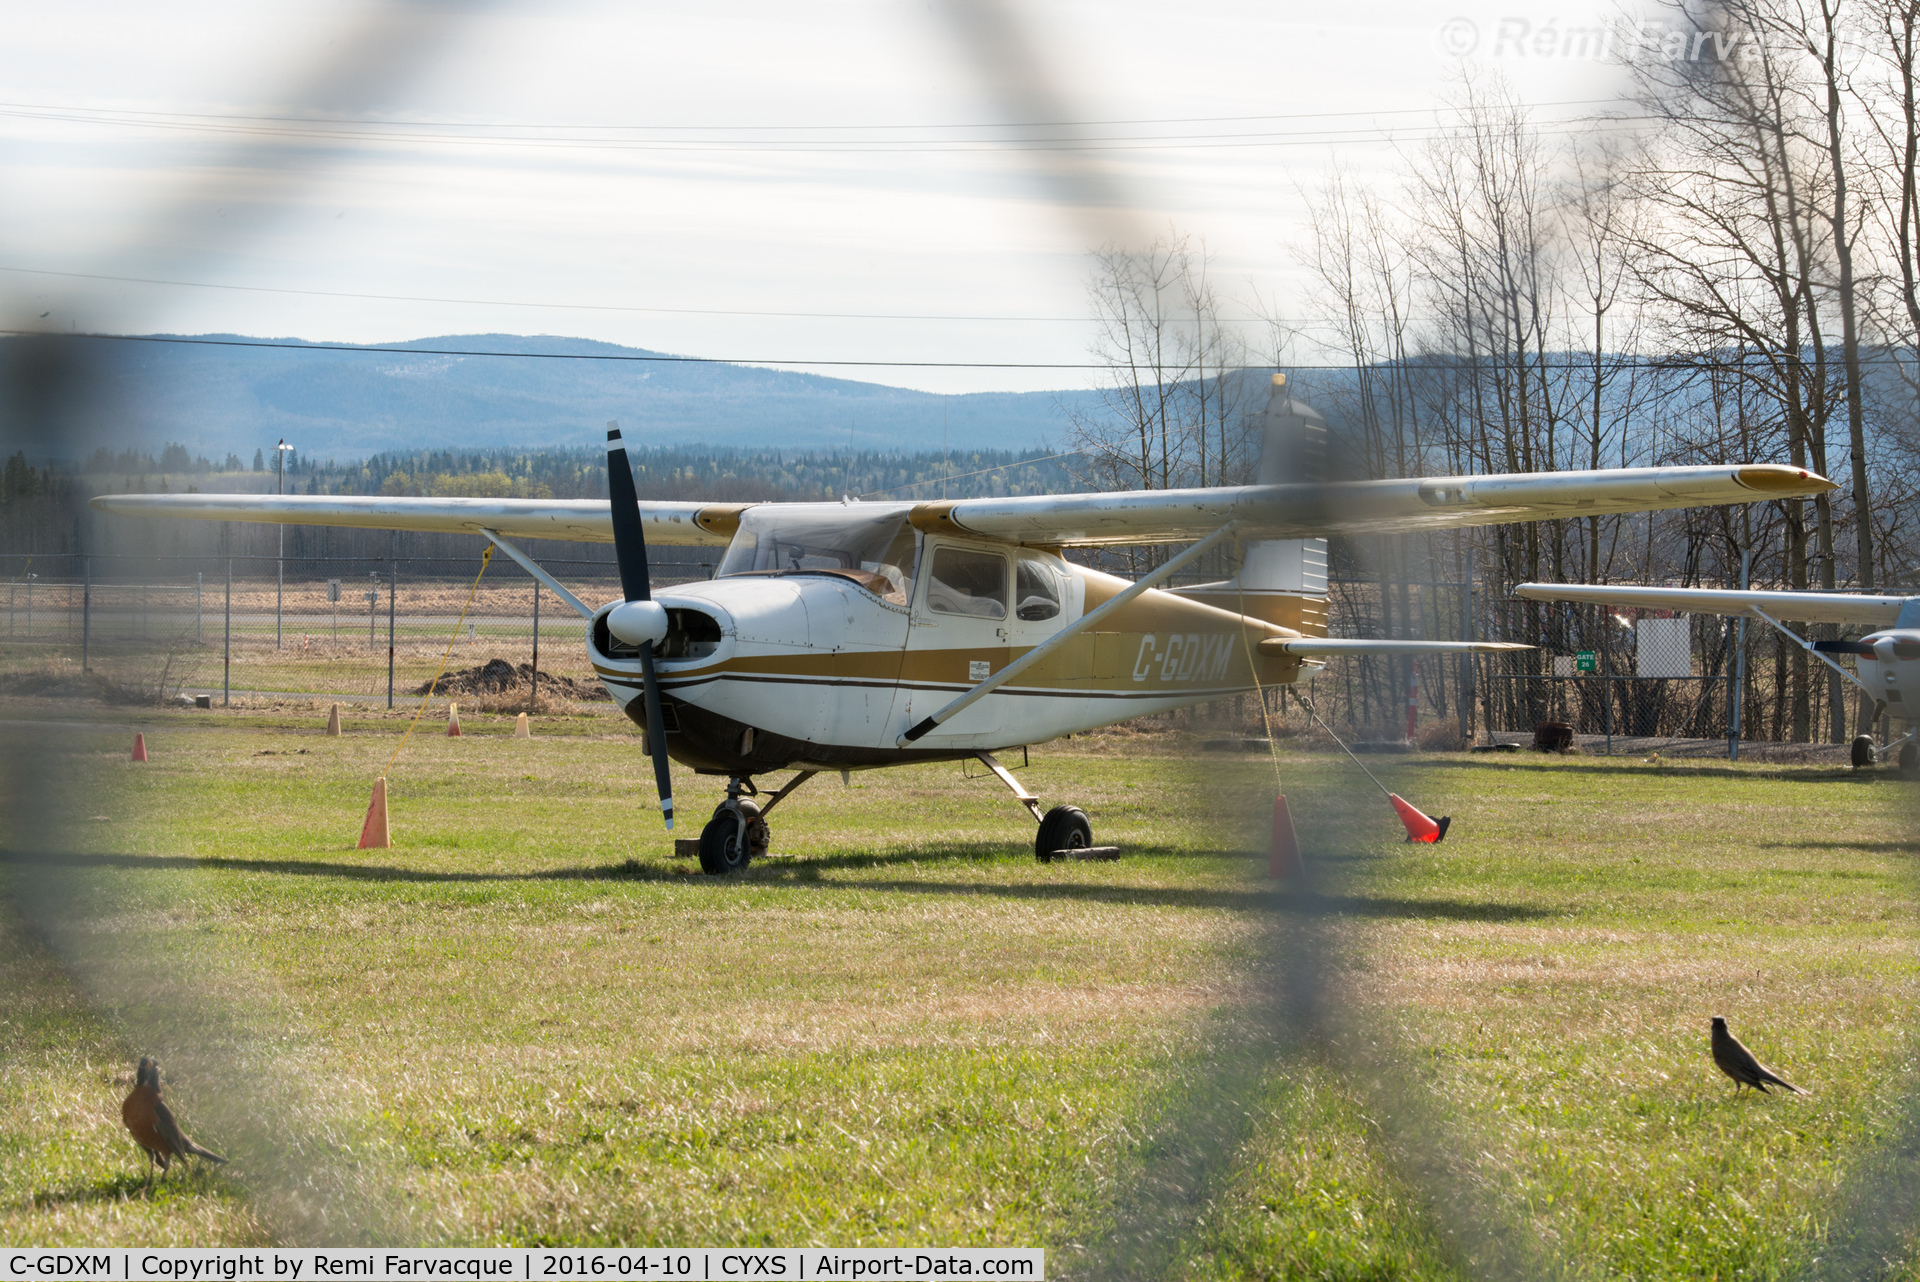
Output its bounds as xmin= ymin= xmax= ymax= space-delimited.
xmin=0 ymin=0 xmax=1650 ymax=394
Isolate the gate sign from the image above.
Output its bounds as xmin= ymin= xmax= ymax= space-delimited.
xmin=1575 ymin=650 xmax=1596 ymax=673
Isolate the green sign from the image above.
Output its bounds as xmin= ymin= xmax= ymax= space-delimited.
xmin=1575 ymin=650 xmax=1596 ymax=673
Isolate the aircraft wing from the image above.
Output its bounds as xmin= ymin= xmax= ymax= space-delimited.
xmin=91 ymin=462 xmax=1830 ymax=548
xmin=1512 ymin=582 xmax=1911 ymax=626
xmin=915 ymin=463 xmax=1831 ymax=546
xmin=86 ymin=494 xmax=744 ymax=546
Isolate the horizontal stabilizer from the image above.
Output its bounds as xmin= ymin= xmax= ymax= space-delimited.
xmin=1259 ymin=638 xmax=1532 ymax=656
xmin=1513 ymin=582 xmax=1911 ymax=626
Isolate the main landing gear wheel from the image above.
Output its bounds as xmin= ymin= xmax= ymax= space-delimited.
xmin=699 ymin=804 xmax=756 ymax=875
xmin=1852 ymin=735 xmax=1876 ymax=769
xmin=1035 ymin=805 xmax=1092 ymax=863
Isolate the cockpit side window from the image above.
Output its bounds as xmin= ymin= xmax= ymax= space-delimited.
xmin=926 ymin=546 xmax=1009 ymax=620
xmin=1015 ymin=558 xmax=1062 ymax=622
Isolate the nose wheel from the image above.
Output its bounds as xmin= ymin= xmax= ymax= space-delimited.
xmin=697 ymin=770 xmax=817 ymax=875
xmin=699 ymin=799 xmax=765 ymax=875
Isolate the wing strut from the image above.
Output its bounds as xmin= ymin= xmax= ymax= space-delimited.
xmin=1749 ymin=607 xmax=1877 ymax=699
xmin=898 ymin=522 xmax=1239 ymax=747
xmin=478 ymin=529 xmax=595 ymax=620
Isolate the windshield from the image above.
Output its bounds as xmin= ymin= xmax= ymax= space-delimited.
xmin=716 ymin=505 xmax=918 ymax=604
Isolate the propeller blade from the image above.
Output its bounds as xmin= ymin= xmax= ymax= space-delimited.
xmin=605 ymin=421 xmax=651 ymax=603
xmin=606 ymin=420 xmax=674 ymax=830
xmin=639 ymin=651 xmax=675 ymax=831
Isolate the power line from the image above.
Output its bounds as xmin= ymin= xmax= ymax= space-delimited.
xmin=0 ymin=102 xmax=1653 ymax=154
xmin=1 ymin=330 xmax=1111 ymax=370
xmin=0 ymin=96 xmax=1632 ymax=135
xmin=0 ymin=265 xmax=1124 ymax=324
xmin=5 ymin=327 xmax=1894 ymax=376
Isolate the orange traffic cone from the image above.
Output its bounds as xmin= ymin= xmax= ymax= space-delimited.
xmin=131 ymin=733 xmax=148 ymax=762
xmin=358 ymin=777 xmax=390 ymax=849
xmin=1269 ymin=795 xmax=1304 ymax=879
xmin=1389 ymin=793 xmax=1450 ymax=843
xmin=446 ymin=702 xmax=462 ymax=737
xmin=513 ymin=712 xmax=530 ymax=739
xmin=325 ymin=703 xmax=342 ymax=736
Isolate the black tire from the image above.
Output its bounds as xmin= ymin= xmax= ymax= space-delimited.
xmin=698 ymin=805 xmax=753 ymax=875
xmin=1852 ymin=735 xmax=1876 ymax=769
xmin=1902 ymin=742 xmax=1919 ymax=773
xmin=1035 ymin=805 xmax=1092 ymax=863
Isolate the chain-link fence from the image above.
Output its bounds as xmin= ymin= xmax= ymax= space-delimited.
xmin=2 ymin=551 xmax=1869 ymax=756
xmin=0 ymin=550 xmax=722 ymax=711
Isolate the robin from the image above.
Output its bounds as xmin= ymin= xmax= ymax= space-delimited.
xmin=1710 ymin=1017 xmax=1803 ymax=1094
xmin=121 ymin=1056 xmax=226 ymax=1185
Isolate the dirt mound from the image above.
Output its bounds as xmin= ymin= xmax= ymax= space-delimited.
xmin=0 ymin=664 xmax=178 ymax=706
xmin=415 ymin=658 xmax=610 ymax=702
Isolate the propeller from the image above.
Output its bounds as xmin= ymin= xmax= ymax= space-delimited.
xmin=604 ymin=420 xmax=675 ymax=831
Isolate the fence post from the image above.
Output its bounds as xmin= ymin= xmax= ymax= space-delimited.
xmin=81 ymin=556 xmax=90 ymax=672
xmin=1600 ymin=610 xmax=1613 ymax=755
xmin=1730 ymin=548 xmax=1748 ymax=761
xmin=387 ymin=555 xmax=397 ymax=710
xmin=1459 ymin=545 xmax=1475 ymax=743
xmin=531 ymin=578 xmax=541 ymax=706
xmin=224 ymin=556 xmax=232 ymax=707
xmin=196 ymin=571 xmax=203 ymax=645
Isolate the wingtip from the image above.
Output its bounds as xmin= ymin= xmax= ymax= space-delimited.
xmin=1736 ymin=465 xmax=1838 ymax=494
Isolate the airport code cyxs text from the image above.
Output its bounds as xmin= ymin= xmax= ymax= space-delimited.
xmin=4 ymin=1252 xmax=1041 ymax=1281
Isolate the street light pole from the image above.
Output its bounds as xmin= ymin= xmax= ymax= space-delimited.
xmin=275 ymin=438 xmax=293 ymax=649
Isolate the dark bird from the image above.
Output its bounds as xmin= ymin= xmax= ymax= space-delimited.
xmin=1711 ymin=1017 xmax=1802 ymax=1094
xmin=121 ymin=1056 xmax=227 ymax=1185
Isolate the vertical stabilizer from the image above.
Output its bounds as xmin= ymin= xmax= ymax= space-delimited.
xmin=1173 ymin=373 xmax=1329 ymax=634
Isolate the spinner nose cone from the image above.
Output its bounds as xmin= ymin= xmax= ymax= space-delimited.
xmin=606 ymin=599 xmax=670 ymax=647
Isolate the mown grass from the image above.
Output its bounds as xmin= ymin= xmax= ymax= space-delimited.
xmin=2 ymin=707 xmax=1918 ymax=1279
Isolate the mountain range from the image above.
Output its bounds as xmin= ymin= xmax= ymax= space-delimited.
xmin=49 ymin=332 xmax=1107 ymax=461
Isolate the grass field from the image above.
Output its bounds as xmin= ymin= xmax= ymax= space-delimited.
xmin=2 ymin=703 xmax=1918 ymax=1278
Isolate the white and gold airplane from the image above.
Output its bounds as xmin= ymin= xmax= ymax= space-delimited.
xmin=1513 ymin=580 xmax=1920 ymax=769
xmin=96 ymin=376 xmax=1833 ymax=871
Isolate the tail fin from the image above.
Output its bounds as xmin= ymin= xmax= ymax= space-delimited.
xmin=1173 ymin=373 xmax=1329 ymax=634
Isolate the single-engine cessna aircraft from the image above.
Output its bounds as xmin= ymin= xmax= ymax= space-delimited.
xmin=96 ymin=377 xmax=1833 ymax=871
xmin=1513 ymin=580 xmax=1920 ymax=769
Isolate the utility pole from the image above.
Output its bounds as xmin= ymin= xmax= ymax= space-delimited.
xmin=275 ymin=438 xmax=293 ymax=649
